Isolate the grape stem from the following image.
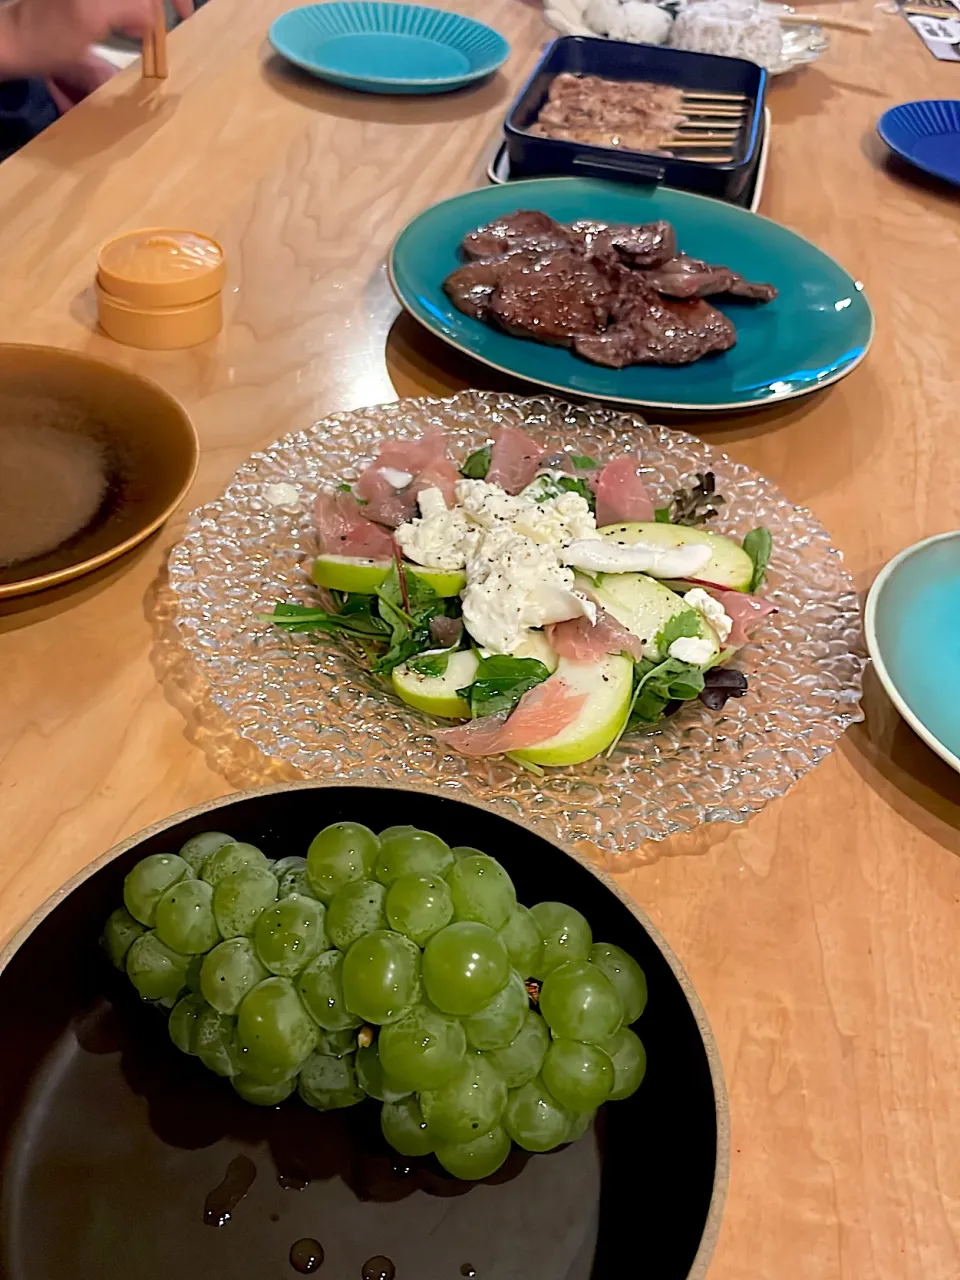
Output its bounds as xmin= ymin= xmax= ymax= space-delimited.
xmin=524 ymin=979 xmax=542 ymax=1007
xmin=357 ymin=1024 xmax=375 ymax=1050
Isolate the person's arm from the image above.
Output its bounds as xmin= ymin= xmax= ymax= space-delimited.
xmin=0 ymin=0 xmax=158 ymax=78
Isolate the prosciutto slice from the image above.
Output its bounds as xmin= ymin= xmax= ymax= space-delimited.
xmin=702 ymin=587 xmax=778 ymax=648
xmin=355 ymin=434 xmax=460 ymax=528
xmin=593 ymin=455 xmax=655 ymax=527
xmin=432 ymin=678 xmax=587 ymax=757
xmin=547 ymin=610 xmax=645 ymax=662
xmin=313 ymin=490 xmax=395 ymax=559
xmin=485 ymin=425 xmax=544 ymax=494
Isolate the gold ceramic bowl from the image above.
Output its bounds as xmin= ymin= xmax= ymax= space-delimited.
xmin=0 ymin=344 xmax=199 ymax=598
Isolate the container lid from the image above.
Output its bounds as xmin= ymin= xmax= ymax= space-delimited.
xmin=97 ymin=229 xmax=225 ymax=308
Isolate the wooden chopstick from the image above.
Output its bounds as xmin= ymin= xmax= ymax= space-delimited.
xmin=780 ymin=12 xmax=874 ymax=31
xmin=142 ymin=1 xmax=168 ymax=79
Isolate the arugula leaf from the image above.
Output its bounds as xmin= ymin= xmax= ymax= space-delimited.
xmin=655 ymin=608 xmax=701 ymax=656
xmin=571 ymin=455 xmax=598 ymax=470
xmin=264 ymin=600 xmax=388 ymax=638
xmin=606 ymin=655 xmax=707 ymax=753
xmin=654 ymin=506 xmax=671 ymax=523
xmin=368 ymin=563 xmax=450 ymax=675
xmin=742 ymin=527 xmax=772 ymax=592
xmin=336 ymin=482 xmax=352 ymax=493
xmin=457 ymin=655 xmax=551 ymax=719
xmin=377 ymin=561 xmax=438 ymax=617
xmin=461 ymin=446 xmax=491 ymax=480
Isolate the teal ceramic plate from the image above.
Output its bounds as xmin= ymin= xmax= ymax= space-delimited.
xmin=865 ymin=531 xmax=960 ymax=773
xmin=268 ymin=2 xmax=509 ymax=94
xmin=389 ymin=178 xmax=874 ymax=412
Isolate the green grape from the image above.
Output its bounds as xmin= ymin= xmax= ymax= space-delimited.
xmin=482 ymin=1009 xmax=550 ymax=1089
xmin=202 ymin=842 xmax=269 ymax=888
xmin=450 ymin=845 xmax=485 ymax=861
xmin=168 ymin=992 xmax=207 ymax=1054
xmin=381 ymin=1095 xmax=435 ymax=1157
xmin=462 ymin=970 xmax=528 ymax=1051
xmin=235 ymin=1043 xmax=301 ymax=1084
xmin=237 ymin=976 xmax=317 ymax=1073
xmin=274 ymin=856 xmax=310 ymax=899
xmin=529 ymin=902 xmax=592 ymax=974
xmin=378 ymin=1004 xmax=466 ymax=1090
xmin=315 ymin=1026 xmax=358 ymax=1057
xmin=422 ymin=922 xmax=509 ymax=1016
xmin=126 ymin=931 xmax=190 ymax=1001
xmin=356 ymin=1042 xmax=411 ymax=1102
xmin=155 ymin=879 xmax=220 ymax=955
xmin=201 ymin=937 xmax=268 ymax=1015
xmin=306 ymin=822 xmax=380 ymax=902
xmin=194 ymin=1006 xmax=244 ymax=1077
xmin=539 ymin=961 xmax=623 ymax=1044
xmin=378 ymin=825 xmax=415 ymax=841
xmin=604 ymin=1027 xmax=647 ymax=1101
xmin=254 ymin=894 xmax=327 ymax=977
xmin=589 ymin=942 xmax=648 ymax=1024
xmin=326 ymin=879 xmax=387 ymax=951
xmin=179 ymin=831 xmax=234 ymax=875
xmin=101 ymin=906 xmax=145 ymax=970
xmin=497 ymin=905 xmax=543 ymax=979
xmin=565 ymin=1110 xmax=595 ymax=1143
xmin=420 ymin=1053 xmax=508 ymax=1144
xmin=374 ymin=828 xmax=453 ymax=885
xmin=213 ymin=868 xmax=279 ymax=938
xmin=541 ymin=1039 xmax=614 ymax=1111
xmin=341 ymin=929 xmax=420 ymax=1025
xmin=435 ymin=1125 xmax=511 ymax=1181
xmin=232 ymin=1071 xmax=297 ymax=1106
xmin=385 ymin=874 xmax=453 ymax=946
xmin=184 ymin=955 xmax=204 ymax=993
xmin=297 ymin=949 xmax=362 ymax=1031
xmin=447 ymin=855 xmax=516 ymax=931
xmin=123 ymin=854 xmax=190 ymax=927
xmin=299 ymin=1050 xmax=364 ymax=1111
xmin=503 ymin=1076 xmax=571 ymax=1152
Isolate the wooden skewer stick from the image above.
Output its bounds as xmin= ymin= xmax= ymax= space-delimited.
xmin=142 ymin=1 xmax=168 ymax=79
xmin=682 ymin=90 xmax=748 ymax=101
xmin=664 ymin=138 xmax=739 ymax=149
xmin=780 ymin=12 xmax=874 ymax=31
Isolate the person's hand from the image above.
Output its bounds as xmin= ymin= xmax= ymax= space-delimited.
xmin=0 ymin=0 xmax=171 ymax=77
xmin=45 ymin=50 xmax=116 ymax=111
xmin=171 ymin=0 xmax=195 ymax=18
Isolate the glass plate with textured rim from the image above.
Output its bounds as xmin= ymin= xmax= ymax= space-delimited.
xmin=168 ymin=390 xmax=865 ymax=863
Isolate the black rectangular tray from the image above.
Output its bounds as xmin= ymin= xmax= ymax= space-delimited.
xmin=504 ymin=36 xmax=767 ymax=203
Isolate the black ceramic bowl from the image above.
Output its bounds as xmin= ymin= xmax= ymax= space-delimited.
xmin=0 ymin=783 xmax=728 ymax=1280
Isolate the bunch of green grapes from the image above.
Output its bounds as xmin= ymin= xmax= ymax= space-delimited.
xmin=102 ymin=822 xmax=649 ymax=1181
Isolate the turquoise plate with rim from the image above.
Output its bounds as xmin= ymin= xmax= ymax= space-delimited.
xmin=865 ymin=530 xmax=960 ymax=773
xmin=268 ymin=2 xmax=510 ymax=94
xmin=388 ymin=177 xmax=874 ymax=412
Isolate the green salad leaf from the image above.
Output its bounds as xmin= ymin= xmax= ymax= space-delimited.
xmin=457 ymin=655 xmax=552 ymax=719
xmin=265 ymin=600 xmax=388 ymax=638
xmin=655 ymin=608 xmax=701 ymax=656
xmin=664 ymin=472 xmax=725 ymax=527
xmin=528 ymin=472 xmax=595 ymax=511
xmin=571 ymin=455 xmax=598 ymax=470
xmin=607 ymin=655 xmax=707 ymax=755
xmin=460 ymin=446 xmax=491 ymax=480
xmin=407 ymin=648 xmax=453 ymax=677
xmin=742 ymin=526 xmax=772 ymax=592
xmin=654 ymin=507 xmax=671 ymax=523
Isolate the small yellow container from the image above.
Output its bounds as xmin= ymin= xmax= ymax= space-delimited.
xmin=96 ymin=228 xmax=225 ymax=349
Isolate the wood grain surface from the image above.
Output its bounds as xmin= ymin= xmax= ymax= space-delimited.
xmin=1 ymin=1 xmax=959 ymax=1275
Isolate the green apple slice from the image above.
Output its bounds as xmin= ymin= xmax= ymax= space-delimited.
xmin=392 ymin=649 xmax=479 ymax=719
xmin=510 ymin=653 xmax=634 ymax=767
xmin=312 ymin=556 xmax=466 ymax=598
xmin=583 ymin=571 xmax=719 ymax=663
xmin=312 ymin=554 xmax=391 ymax=593
xmin=598 ymin=523 xmax=753 ymax=592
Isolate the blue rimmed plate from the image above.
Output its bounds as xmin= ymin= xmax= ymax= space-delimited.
xmin=878 ymin=100 xmax=960 ymax=188
xmin=268 ymin=2 xmax=509 ymax=94
xmin=388 ymin=178 xmax=874 ymax=412
xmin=865 ymin=530 xmax=960 ymax=773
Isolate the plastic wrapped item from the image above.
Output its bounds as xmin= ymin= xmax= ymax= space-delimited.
xmin=669 ymin=1 xmax=783 ymax=70
xmin=545 ymin=0 xmax=674 ymax=44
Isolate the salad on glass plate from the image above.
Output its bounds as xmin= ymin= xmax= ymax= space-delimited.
xmin=266 ymin=424 xmax=776 ymax=769
xmin=168 ymin=391 xmax=863 ymax=859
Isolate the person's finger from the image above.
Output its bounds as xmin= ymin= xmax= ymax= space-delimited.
xmin=171 ymin=0 xmax=195 ymax=19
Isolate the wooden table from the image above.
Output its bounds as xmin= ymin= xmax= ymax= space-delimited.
xmin=2 ymin=1 xmax=959 ymax=1274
